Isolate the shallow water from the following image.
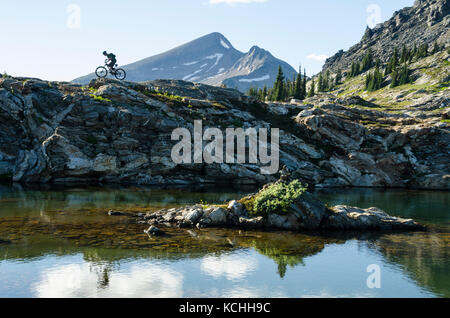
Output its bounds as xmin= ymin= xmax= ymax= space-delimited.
xmin=0 ymin=185 xmax=448 ymax=298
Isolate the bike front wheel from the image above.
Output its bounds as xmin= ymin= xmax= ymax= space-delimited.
xmin=114 ymin=68 xmax=126 ymax=81
xmin=96 ymin=66 xmax=108 ymax=78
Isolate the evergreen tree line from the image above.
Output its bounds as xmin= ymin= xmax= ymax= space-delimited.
xmin=247 ymin=66 xmax=313 ymax=102
xmin=364 ymin=41 xmax=444 ymax=91
xmin=246 ymin=41 xmax=445 ymax=100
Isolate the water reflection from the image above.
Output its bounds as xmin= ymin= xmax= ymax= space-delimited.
xmin=34 ymin=262 xmax=184 ymax=298
xmin=0 ymin=185 xmax=449 ymax=298
xmin=315 ymin=188 xmax=450 ymax=223
xmin=201 ymin=253 xmax=258 ymax=281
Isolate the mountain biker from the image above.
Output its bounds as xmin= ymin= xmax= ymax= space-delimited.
xmin=103 ymin=51 xmax=117 ymax=71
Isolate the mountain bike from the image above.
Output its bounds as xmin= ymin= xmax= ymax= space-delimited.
xmin=96 ymin=59 xmax=127 ymax=81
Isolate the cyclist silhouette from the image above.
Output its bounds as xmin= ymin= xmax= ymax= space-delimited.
xmin=103 ymin=51 xmax=117 ymax=71
xmin=96 ymin=51 xmax=126 ymax=80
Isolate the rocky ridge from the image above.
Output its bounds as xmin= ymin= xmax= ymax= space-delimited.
xmin=0 ymin=76 xmax=448 ymax=189
xmin=323 ymin=0 xmax=449 ymax=73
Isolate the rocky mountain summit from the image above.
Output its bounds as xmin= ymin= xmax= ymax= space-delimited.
xmin=0 ymin=76 xmax=448 ymax=189
xmin=73 ymin=32 xmax=297 ymax=92
xmin=323 ymin=0 xmax=449 ymax=73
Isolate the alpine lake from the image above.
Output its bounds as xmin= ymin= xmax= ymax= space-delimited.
xmin=0 ymin=184 xmax=448 ymax=298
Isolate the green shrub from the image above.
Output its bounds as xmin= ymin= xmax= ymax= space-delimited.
xmin=155 ymin=91 xmax=183 ymax=102
xmin=244 ymin=180 xmax=307 ymax=217
xmin=90 ymin=94 xmax=112 ymax=103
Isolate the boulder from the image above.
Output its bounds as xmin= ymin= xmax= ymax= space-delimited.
xmin=227 ymin=200 xmax=247 ymax=217
xmin=321 ymin=206 xmax=426 ymax=231
xmin=198 ymin=207 xmax=228 ymax=227
xmin=239 ymin=216 xmax=265 ymax=229
xmin=183 ymin=207 xmax=204 ymax=224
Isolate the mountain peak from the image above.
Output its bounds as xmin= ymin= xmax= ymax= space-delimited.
xmin=203 ymin=32 xmax=226 ymax=39
xmin=195 ymin=32 xmax=233 ymax=50
xmin=248 ymin=45 xmax=272 ymax=56
xmin=249 ymin=45 xmax=262 ymax=52
xmin=73 ymin=33 xmax=296 ymax=92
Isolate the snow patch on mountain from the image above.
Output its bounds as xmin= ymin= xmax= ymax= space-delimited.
xmin=205 ymin=53 xmax=224 ymax=70
xmin=220 ymin=39 xmax=230 ymax=49
xmin=238 ymin=75 xmax=270 ymax=82
xmin=183 ymin=69 xmax=203 ymax=81
xmin=183 ymin=61 xmax=199 ymax=66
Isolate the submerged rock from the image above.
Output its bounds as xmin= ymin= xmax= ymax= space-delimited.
xmin=108 ymin=210 xmax=128 ymax=216
xmin=0 ymin=238 xmax=12 ymax=245
xmin=144 ymin=225 xmax=165 ymax=236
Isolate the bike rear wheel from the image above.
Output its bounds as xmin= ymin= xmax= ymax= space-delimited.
xmin=114 ymin=68 xmax=126 ymax=81
xmin=96 ymin=66 xmax=108 ymax=78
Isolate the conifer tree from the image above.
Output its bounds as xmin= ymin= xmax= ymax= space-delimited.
xmin=390 ymin=62 xmax=410 ymax=88
xmin=247 ymin=87 xmax=258 ymax=98
xmin=385 ymin=57 xmax=393 ymax=76
xmin=417 ymin=43 xmax=429 ymax=59
xmin=308 ymin=78 xmax=315 ymax=97
xmin=301 ymin=69 xmax=307 ymax=100
xmin=375 ymin=58 xmax=381 ymax=69
xmin=385 ymin=48 xmax=399 ymax=76
xmin=293 ymin=71 xmax=302 ymax=100
xmin=317 ymin=73 xmax=324 ymax=92
xmin=324 ymin=70 xmax=331 ymax=91
xmin=348 ymin=62 xmax=355 ymax=78
xmin=262 ymin=85 xmax=268 ymax=101
xmin=348 ymin=60 xmax=362 ymax=78
xmin=390 ymin=67 xmax=399 ymax=88
xmin=400 ymin=44 xmax=409 ymax=64
xmin=335 ymin=68 xmax=342 ymax=86
xmin=272 ymin=66 xmax=286 ymax=101
xmin=365 ymin=64 xmax=383 ymax=92
xmin=399 ymin=62 xmax=410 ymax=85
xmin=392 ymin=47 xmax=399 ymax=68
xmin=361 ymin=48 xmax=373 ymax=72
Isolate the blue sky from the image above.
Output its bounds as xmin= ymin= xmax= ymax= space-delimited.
xmin=0 ymin=0 xmax=414 ymax=81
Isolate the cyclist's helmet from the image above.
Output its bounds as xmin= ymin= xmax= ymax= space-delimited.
xmin=103 ymin=51 xmax=107 ymax=56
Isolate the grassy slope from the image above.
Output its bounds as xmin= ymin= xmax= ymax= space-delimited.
xmin=327 ymin=50 xmax=450 ymax=112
